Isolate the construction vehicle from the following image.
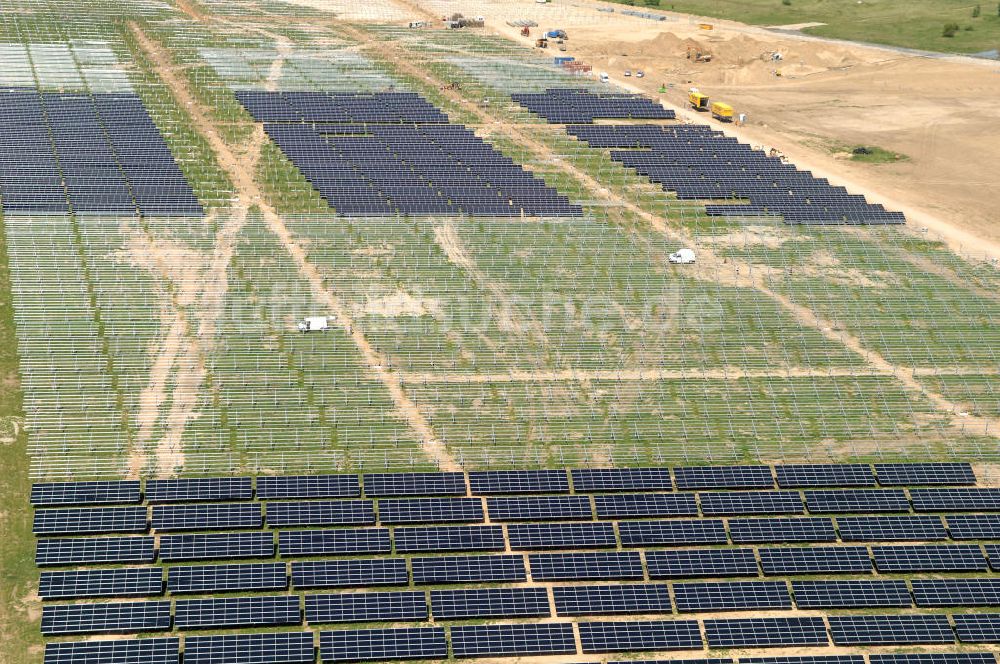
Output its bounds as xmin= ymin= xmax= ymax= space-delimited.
xmin=686 ymin=46 xmax=713 ymax=63
xmin=711 ymin=101 xmax=734 ymax=122
xmin=298 ymin=316 xmax=330 ymax=333
xmin=599 ymin=72 xmax=609 ymax=83
xmin=535 ymin=38 xmax=548 ymax=48
xmin=699 ymin=23 xmax=714 ymax=30
xmin=689 ymin=90 xmax=710 ymax=111
xmin=546 ymin=29 xmax=567 ymax=39
xmin=669 ymin=248 xmax=696 ymax=264
xmin=520 ymin=26 xmax=530 ymax=37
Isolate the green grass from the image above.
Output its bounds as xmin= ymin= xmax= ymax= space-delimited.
xmin=826 ymin=142 xmax=909 ymax=163
xmin=618 ymin=0 xmax=1000 ymax=54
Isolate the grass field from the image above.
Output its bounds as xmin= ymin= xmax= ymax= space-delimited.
xmin=619 ymin=0 xmax=1000 ymax=54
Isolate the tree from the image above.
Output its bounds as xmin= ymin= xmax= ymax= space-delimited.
xmin=942 ymin=22 xmax=960 ymax=37
xmin=973 ymin=4 xmax=981 ymax=17
xmin=643 ymin=0 xmax=660 ymax=6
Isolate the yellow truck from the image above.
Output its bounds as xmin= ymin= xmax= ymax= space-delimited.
xmin=689 ymin=91 xmax=709 ymax=111
xmin=711 ymin=101 xmax=734 ymax=122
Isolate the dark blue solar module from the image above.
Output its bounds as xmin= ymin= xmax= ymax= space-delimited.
xmin=729 ymin=517 xmax=836 ymax=543
xmin=874 ymin=462 xmax=976 ymax=486
xmin=257 ymin=474 xmax=361 ymax=499
xmin=989 ymin=545 xmax=1000 ymax=571
xmin=578 ymin=620 xmax=703 ymax=652
xmin=792 ymin=580 xmax=912 ymax=608
xmin=33 ymin=506 xmax=147 ymax=535
xmin=320 ymin=627 xmax=447 ymax=662
xmin=431 ymin=587 xmax=550 ymax=619
xmin=553 ymin=583 xmax=672 ymax=616
xmin=704 ymin=617 xmax=829 ymax=648
xmin=291 ymin=558 xmax=408 ymax=589
xmin=528 ymin=551 xmax=645 ymax=580
xmin=468 ymin=469 xmax=569 ymax=494
xmin=507 ymin=522 xmax=616 ymax=549
xmin=167 ymin=562 xmax=288 ymax=594
xmin=150 ymin=502 xmax=261 ymax=531
xmin=804 ymin=489 xmax=910 ymax=513
xmin=610 ymin=659 xmax=732 ymax=664
xmin=159 ymin=531 xmax=274 ymax=561
xmin=758 ymin=546 xmax=872 ymax=574
xmin=176 ymin=595 xmax=302 ymax=629
xmin=948 ymin=514 xmax=1000 ymax=539
xmin=594 ymin=492 xmax=698 ymax=518
xmin=837 ymin=515 xmax=947 ymax=541
xmin=43 ymin=638 xmax=179 ymax=664
xmin=673 ymin=581 xmax=792 ymax=612
xmin=307 ymin=591 xmax=428 ymax=623
xmin=954 ymin=614 xmax=1000 ymax=643
xmin=513 ymin=88 xmax=675 ymax=123
xmin=911 ymin=488 xmax=1000 ymax=512
xmin=570 ymin=467 xmax=673 ymax=492
xmin=41 ymin=601 xmax=171 ymax=636
xmin=618 ymin=519 xmax=728 ymax=546
xmin=645 ymin=548 xmax=759 ymax=578
xmin=912 ymin=578 xmax=1000 ymax=606
xmin=36 ymin=536 xmax=155 ymax=566
xmin=674 ymin=465 xmax=774 ymax=490
xmin=486 ymin=495 xmax=593 ymax=521
xmin=265 ymin=500 xmax=375 ymax=526
xmin=828 ymin=614 xmax=955 ymax=645
xmin=31 ymin=481 xmax=141 ymax=506
xmin=393 ymin=525 xmax=505 ymax=552
xmin=39 ymin=567 xmax=163 ymax=600
xmin=871 ymin=655 xmax=997 ymax=664
xmin=362 ymin=472 xmax=466 ymax=497
xmin=145 ymin=477 xmax=252 ymax=503
xmin=741 ymin=657 xmax=863 ymax=664
xmin=185 ymin=632 xmax=315 ymax=664
xmin=699 ymin=490 xmax=803 ymax=516
xmin=411 ymin=554 xmax=526 ymax=584
xmin=278 ymin=528 xmax=390 ymax=556
xmin=376 ymin=497 xmax=483 ymax=524
xmin=872 ymin=544 xmax=988 ymax=572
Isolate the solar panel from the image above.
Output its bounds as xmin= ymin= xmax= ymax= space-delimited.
xmin=507 ymin=522 xmax=616 ymax=549
xmin=167 ymin=562 xmax=288 ymax=593
xmin=954 ymin=614 xmax=1000 ymax=643
xmin=362 ymin=472 xmax=465 ymax=497
xmin=704 ymin=617 xmax=829 ymax=648
xmin=758 ymin=545 xmax=872 ymax=574
xmin=871 ymin=655 xmax=997 ymax=664
xmin=393 ymin=525 xmax=505 ymax=552
xmin=529 ymin=551 xmax=645 ymax=580
xmin=265 ymin=500 xmax=375 ymax=526
xmin=36 ymin=536 xmax=155 ymax=566
xmin=175 ymin=595 xmax=302 ymax=629
xmin=674 ymin=465 xmax=773 ymax=490
xmin=185 ymin=633 xmax=315 ymax=664
xmin=828 ymin=614 xmax=955 ymax=645
xmin=837 ymin=515 xmax=946 ymax=541
xmin=610 ymin=659 xmax=731 ymax=664
xmin=804 ymin=489 xmax=910 ymax=513
xmin=43 ymin=638 xmax=180 ymax=664
xmin=699 ymin=491 xmax=803 ymax=516
xmin=645 ymin=548 xmax=759 ymax=578
xmin=151 ymin=502 xmax=261 ymax=531
xmin=411 ymin=554 xmax=526 ymax=584
xmin=912 ymin=488 xmax=1000 ymax=512
xmin=578 ymin=620 xmax=703 ymax=652
xmin=306 ymin=591 xmax=427 ymax=623
xmin=594 ymin=493 xmax=698 ymax=518
xmin=33 ymin=507 xmax=147 ymax=535
xmin=451 ymin=623 xmax=578 ymax=657
xmin=775 ymin=464 xmax=876 ymax=488
xmin=874 ymin=462 xmax=976 ymax=486
xmin=729 ymin=517 xmax=836 ymax=543
xmin=145 ymin=477 xmax=252 ymax=502
xmin=912 ymin=578 xmax=1000 ymax=606
xmin=741 ymin=658 xmax=863 ymax=664
xmin=947 ymin=514 xmax=1000 ymax=539
xmin=291 ymin=558 xmax=408 ymax=589
xmin=257 ymin=474 xmax=361 ymax=499
xmin=39 ymin=567 xmax=163 ymax=600
xmin=486 ymin=495 xmax=593 ymax=521
xmin=674 ymin=581 xmax=791 ymax=612
xmin=158 ymin=532 xmax=274 ymax=561
xmin=377 ymin=497 xmax=483 ymax=524
xmin=989 ymin=545 xmax=1000 ymax=571
xmin=553 ymin=583 xmax=672 ymax=616
xmin=31 ymin=481 xmax=141 ymax=506
xmin=792 ymin=579 xmax=911 ymax=608
xmin=468 ymin=469 xmax=569 ymax=494
xmin=41 ymin=601 xmax=171 ymax=635
xmin=872 ymin=544 xmax=988 ymax=572
xmin=571 ymin=468 xmax=674 ymax=492
xmin=278 ymin=528 xmax=390 ymax=556
xmin=618 ymin=519 xmax=728 ymax=546
xmin=320 ymin=627 xmax=447 ymax=662
xmin=431 ymin=587 xmax=549 ymax=619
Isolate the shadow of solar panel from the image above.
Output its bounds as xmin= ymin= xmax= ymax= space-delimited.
xmin=393 ymin=525 xmax=505 ymax=552
xmin=278 ymin=528 xmax=390 ymax=556
xmin=674 ymin=581 xmax=791 ymax=612
xmin=469 ymin=470 xmax=569 ymax=494
xmin=411 ymin=554 xmax=525 ymax=584
xmin=432 ymin=587 xmax=549 ymax=619
xmin=954 ymin=615 xmax=1000 ymax=643
xmin=36 ymin=536 xmax=155 ymax=566
xmin=674 ymin=466 xmax=774 ymax=490
xmin=758 ymin=546 xmax=871 ymax=575
xmin=775 ymin=464 xmax=876 ymax=488
xmin=792 ymin=580 xmax=911 ymax=608
xmin=646 ymin=548 xmax=758 ymax=578
xmin=39 ymin=567 xmax=163 ymax=600
xmin=306 ymin=591 xmax=426 ymax=623
xmin=619 ymin=519 xmax=728 ymax=546
xmin=31 ymin=481 xmax=141 ymax=506
xmin=912 ymin=489 xmax=1000 ymax=512
xmin=828 ymin=615 xmax=955 ymax=645
xmin=185 ymin=632 xmax=315 ymax=664
xmin=742 ymin=657 xmax=864 ymax=664
xmin=291 ymin=559 xmax=408 ymax=589
xmin=913 ymin=579 xmax=1000 ymax=607
xmin=175 ymin=595 xmax=301 ymax=629
xmin=872 ymin=544 xmax=987 ymax=572
xmin=377 ymin=497 xmax=483 ymax=524
xmin=43 ymin=637 xmax=179 ymax=664
xmin=145 ymin=477 xmax=252 ymax=503
xmin=529 ymin=551 xmax=644 ymax=581
xmin=595 ymin=493 xmax=697 ymax=518
xmin=159 ymin=531 xmax=274 ymax=561
xmin=151 ymin=502 xmax=260 ymax=531
xmin=258 ymin=475 xmax=361 ymax=499
xmin=571 ymin=468 xmax=673 ymax=492
xmin=729 ymin=517 xmax=836 ymax=543
xmin=33 ymin=507 xmax=148 ymax=535
xmin=804 ymin=489 xmax=910 ymax=513
xmin=167 ymin=562 xmax=287 ymax=594
xmin=700 ymin=491 xmax=803 ymax=516
xmin=41 ymin=601 xmax=171 ymax=636
xmin=508 ymin=522 xmax=616 ymax=549
xmin=362 ymin=472 xmax=466 ymax=497
xmin=704 ymin=617 xmax=828 ymax=648
xmin=579 ymin=620 xmax=702 ymax=653
xmin=320 ymin=627 xmax=447 ymax=662
xmin=837 ymin=515 xmax=947 ymax=541
xmin=874 ymin=463 xmax=976 ymax=486
xmin=451 ymin=623 xmax=577 ymax=657
xmin=487 ymin=495 xmax=593 ymax=521
xmin=266 ymin=500 xmax=375 ymax=526
xmin=948 ymin=515 xmax=1000 ymax=539
xmin=554 ymin=583 xmax=672 ymax=616
xmin=871 ymin=655 xmax=997 ymax=664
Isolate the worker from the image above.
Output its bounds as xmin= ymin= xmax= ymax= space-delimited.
xmin=737 ymin=113 xmax=746 ymax=126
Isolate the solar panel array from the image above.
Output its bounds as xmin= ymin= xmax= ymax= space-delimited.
xmin=512 ymin=88 xmax=676 ymax=123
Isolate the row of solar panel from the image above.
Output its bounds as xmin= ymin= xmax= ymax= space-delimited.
xmin=512 ymin=88 xmax=676 ymax=124
xmin=29 ymin=463 xmax=977 ymax=505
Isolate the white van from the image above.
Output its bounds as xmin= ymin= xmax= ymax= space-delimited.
xmin=599 ymin=72 xmax=609 ymax=83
